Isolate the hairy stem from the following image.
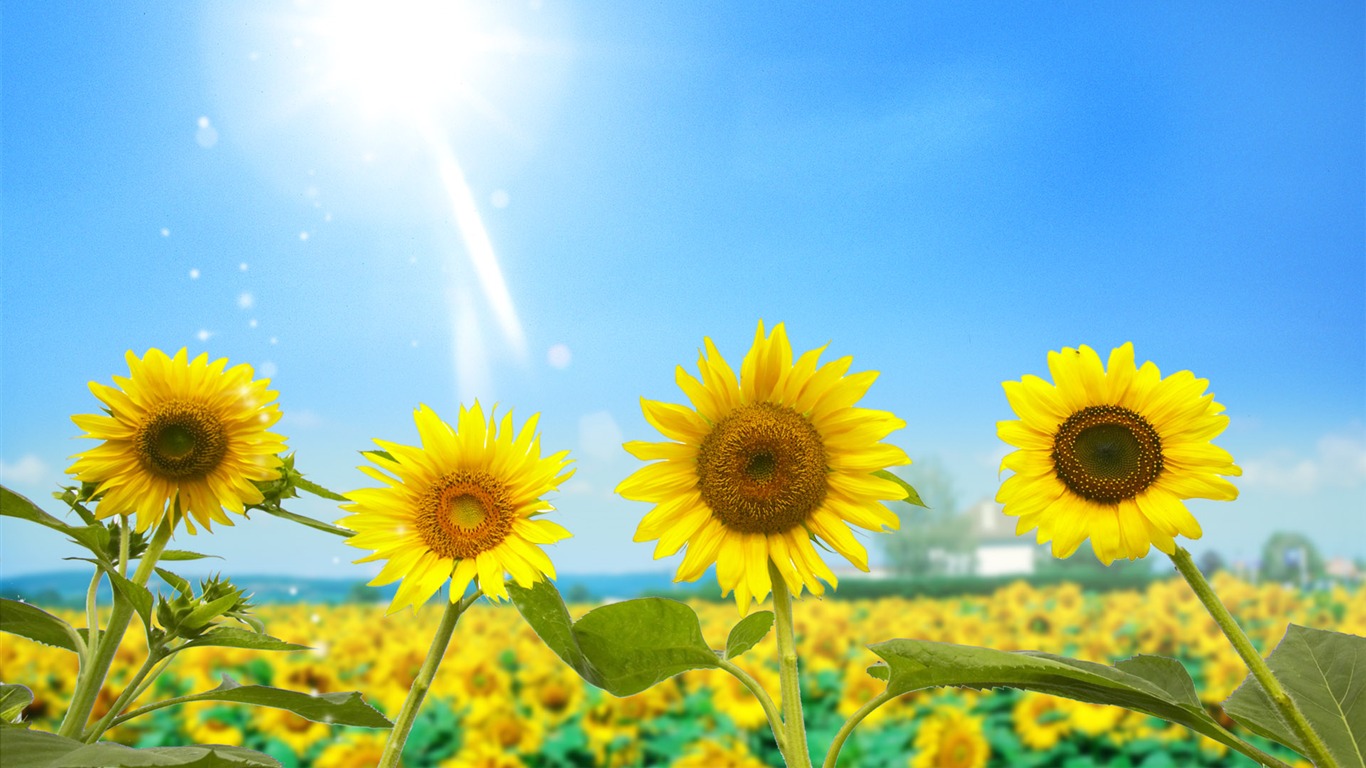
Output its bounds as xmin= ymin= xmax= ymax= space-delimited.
xmin=377 ymin=590 xmax=480 ymax=768
xmin=58 ymin=519 xmax=172 ymax=738
xmin=717 ymin=658 xmax=786 ymax=754
xmin=770 ymin=561 xmax=813 ymax=768
xmin=823 ymin=690 xmax=893 ymax=768
xmin=82 ymin=650 xmax=165 ymax=742
xmin=1170 ymin=546 xmax=1337 ymax=768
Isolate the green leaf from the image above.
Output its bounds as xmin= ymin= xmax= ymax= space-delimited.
xmin=869 ymin=640 xmax=1236 ymax=747
xmin=1224 ymin=625 xmax=1365 ymax=767
xmin=159 ymin=550 xmax=221 ymax=562
xmin=0 ymin=598 xmax=82 ymax=653
xmin=572 ymin=598 xmax=721 ymax=696
xmin=63 ymin=525 xmax=112 ymax=562
xmin=156 ymin=568 xmax=194 ymax=597
xmin=184 ymin=593 xmax=242 ymax=629
xmin=1 ymin=684 xmax=33 ymax=724
xmin=176 ymin=627 xmax=310 ymax=653
xmin=873 ymin=470 xmax=926 ymax=508
xmin=508 ymin=579 xmax=721 ymax=696
xmin=293 ymin=476 xmax=347 ymax=501
xmin=167 ymin=676 xmax=391 ymax=728
xmin=98 ymin=564 xmax=154 ymax=630
xmin=0 ymin=727 xmax=283 ymax=766
xmin=0 ymin=485 xmax=69 ymax=530
xmin=725 ymin=611 xmax=774 ymax=660
xmin=255 ymin=504 xmax=354 ymax=538
xmin=508 ymin=579 xmax=602 ymax=684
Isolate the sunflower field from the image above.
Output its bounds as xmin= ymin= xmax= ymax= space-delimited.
xmin=11 ymin=576 xmax=1359 ymax=767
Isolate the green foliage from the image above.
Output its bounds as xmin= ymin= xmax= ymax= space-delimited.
xmin=1259 ymin=531 xmax=1326 ymax=584
xmin=0 ymin=598 xmax=83 ymax=653
xmin=0 ymin=728 xmax=283 ymax=767
xmin=160 ymin=676 xmax=392 ymax=728
xmin=867 ymin=640 xmax=1247 ymax=753
xmin=1 ymin=684 xmax=33 ymax=725
xmin=877 ymin=459 xmax=973 ymax=578
xmin=725 ymin=610 xmax=774 ymax=659
xmin=1224 ymin=625 xmax=1365 ymax=767
xmin=508 ymin=578 xmax=722 ymax=696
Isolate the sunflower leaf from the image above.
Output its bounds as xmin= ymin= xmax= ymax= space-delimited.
xmin=175 ymin=627 xmax=310 ymax=654
xmin=869 ymin=640 xmax=1241 ymax=749
xmin=508 ymin=579 xmax=603 ymax=685
xmin=1223 ymin=625 xmax=1365 ymax=767
xmin=156 ymin=568 xmax=194 ymax=597
xmin=873 ymin=470 xmax=926 ymax=508
xmin=572 ymin=598 xmax=721 ymax=696
xmin=509 ymin=579 xmax=720 ymax=696
xmin=725 ymin=610 xmax=774 ymax=660
xmin=1 ymin=684 xmax=34 ymax=724
xmin=254 ymin=503 xmax=354 ymax=539
xmin=149 ymin=676 xmax=391 ymax=728
xmin=293 ymin=476 xmax=347 ymax=502
xmin=0 ymin=598 xmax=83 ymax=653
xmin=1 ymin=485 xmax=70 ymax=531
xmin=159 ymin=550 xmax=221 ymax=561
xmin=0 ymin=727 xmax=283 ymax=766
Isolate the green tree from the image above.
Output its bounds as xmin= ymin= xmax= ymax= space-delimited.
xmin=878 ymin=458 xmax=973 ymax=577
xmin=1258 ymin=531 xmax=1324 ymax=585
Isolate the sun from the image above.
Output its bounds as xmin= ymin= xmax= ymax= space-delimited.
xmin=315 ymin=0 xmax=508 ymax=121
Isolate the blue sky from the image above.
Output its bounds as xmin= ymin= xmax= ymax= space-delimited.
xmin=3 ymin=1 xmax=1363 ymax=580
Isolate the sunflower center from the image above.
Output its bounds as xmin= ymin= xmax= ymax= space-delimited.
xmin=135 ymin=401 xmax=229 ymax=479
xmin=1052 ymin=405 xmax=1163 ymax=504
xmin=696 ymin=402 xmax=827 ymax=534
xmin=416 ymin=471 xmax=514 ymax=559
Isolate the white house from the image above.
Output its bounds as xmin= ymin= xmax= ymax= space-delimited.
xmin=969 ymin=498 xmax=1036 ymax=577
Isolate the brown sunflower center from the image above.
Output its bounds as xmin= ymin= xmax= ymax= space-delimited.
xmin=1052 ymin=405 xmax=1163 ymax=504
xmin=135 ymin=401 xmax=229 ymax=479
xmin=415 ymin=470 xmax=514 ymax=559
xmin=696 ymin=402 xmax=827 ymax=534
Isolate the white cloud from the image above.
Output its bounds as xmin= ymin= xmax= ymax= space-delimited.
xmin=547 ymin=343 xmax=572 ymax=369
xmin=282 ymin=409 xmax=323 ymax=429
xmin=578 ymin=411 xmax=624 ymax=462
xmin=0 ymin=455 xmax=49 ymax=486
xmin=1241 ymin=429 xmax=1366 ymax=493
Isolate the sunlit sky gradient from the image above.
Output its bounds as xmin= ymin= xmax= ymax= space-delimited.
xmin=3 ymin=2 xmax=1363 ymax=580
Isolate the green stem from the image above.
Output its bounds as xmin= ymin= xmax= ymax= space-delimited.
xmin=769 ymin=561 xmax=813 ymax=768
xmin=376 ymin=590 xmax=479 ymax=768
xmin=119 ymin=521 xmax=130 ymax=578
xmin=717 ymin=658 xmax=787 ymax=754
xmin=1170 ymin=547 xmax=1337 ymax=768
xmin=82 ymin=650 xmax=165 ymax=742
xmin=823 ymin=690 xmax=893 ymax=768
xmin=58 ymin=518 xmax=172 ymax=738
xmin=84 ymin=570 xmax=101 ymax=661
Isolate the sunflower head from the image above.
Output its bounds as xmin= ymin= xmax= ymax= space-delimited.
xmin=996 ymin=343 xmax=1241 ymax=565
xmin=617 ymin=321 xmax=911 ymax=613
xmin=68 ymin=348 xmax=287 ymax=535
xmin=340 ymin=402 xmax=574 ymax=614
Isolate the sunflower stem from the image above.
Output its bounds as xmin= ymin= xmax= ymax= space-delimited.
xmin=83 ymin=569 xmax=101 ymax=663
xmin=81 ymin=648 xmax=166 ymax=742
xmin=823 ymin=690 xmax=893 ymax=768
xmin=377 ymin=589 xmax=479 ymax=768
xmin=58 ymin=518 xmax=172 ymax=739
xmin=769 ymin=561 xmax=813 ymax=768
xmin=1170 ymin=546 xmax=1337 ymax=768
xmin=717 ymin=658 xmax=787 ymax=754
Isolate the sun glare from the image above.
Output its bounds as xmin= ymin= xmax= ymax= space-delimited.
xmin=319 ymin=1 xmax=492 ymax=119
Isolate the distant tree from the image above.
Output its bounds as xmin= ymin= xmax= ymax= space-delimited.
xmin=1196 ymin=549 xmax=1226 ymax=575
xmin=565 ymin=583 xmax=594 ymax=604
xmin=346 ymin=581 xmax=381 ymax=603
xmin=878 ymin=458 xmax=973 ymax=577
xmin=1258 ymin=532 xmax=1324 ymax=585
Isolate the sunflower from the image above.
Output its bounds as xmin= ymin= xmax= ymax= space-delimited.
xmin=617 ymin=321 xmax=909 ymax=613
xmin=68 ymin=348 xmax=286 ymax=534
xmin=341 ymin=402 xmax=573 ymax=613
xmin=997 ymin=343 xmax=1241 ymax=564
xmin=911 ymin=707 xmax=991 ymax=768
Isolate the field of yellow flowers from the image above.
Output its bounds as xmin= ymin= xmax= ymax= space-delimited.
xmin=11 ymin=575 xmax=1360 ymax=768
